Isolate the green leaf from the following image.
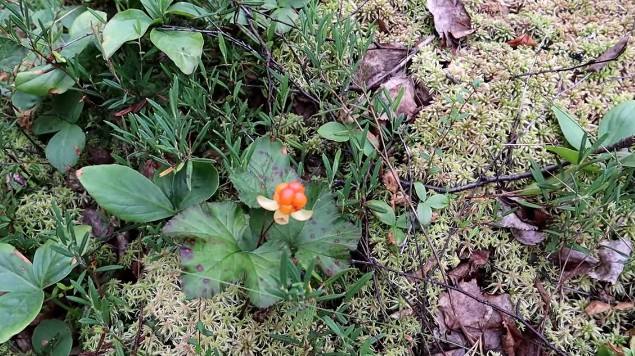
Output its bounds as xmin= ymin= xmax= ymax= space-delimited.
xmin=0 ymin=243 xmax=45 ymax=344
xmin=149 ymin=29 xmax=203 ymax=75
xmin=15 ymin=65 xmax=75 ymax=96
xmin=164 ymin=202 xmax=282 ymax=307
xmin=263 ymin=184 xmax=361 ymax=275
xmin=101 ymin=9 xmax=153 ymax=59
xmin=230 ymin=137 xmax=298 ymax=208
xmin=620 ymin=152 xmax=635 ymax=167
xmin=413 ymin=182 xmax=426 ymax=201
xmin=45 ymin=124 xmax=85 ymax=172
xmin=598 ymin=100 xmax=635 ymax=146
xmin=0 ymin=37 xmax=26 ymax=71
xmin=33 ymin=115 xmax=71 ymax=135
xmin=278 ymin=0 xmax=309 ymax=8
xmin=271 ymin=8 xmax=298 ymax=34
xmin=546 ymin=146 xmax=580 ymax=164
xmin=11 ymin=91 xmax=42 ymax=111
xmin=77 ymin=164 xmax=175 ymax=222
xmin=32 ymin=241 xmax=75 ymax=288
xmin=166 ymin=2 xmax=211 ymax=18
xmin=61 ymin=10 xmax=107 ymax=58
xmin=366 ymin=200 xmax=396 ymax=226
xmin=552 ymin=105 xmax=590 ymax=149
xmin=416 ymin=203 xmax=432 ymax=225
xmin=426 ymin=194 xmax=449 ymax=209
xmin=155 ymin=158 xmax=219 ymax=210
xmin=32 ymin=319 xmax=73 ymax=356
xmin=318 ymin=122 xmax=351 ymax=142
xmin=50 ymin=90 xmax=84 ymax=123
xmin=141 ymin=0 xmax=174 ymax=19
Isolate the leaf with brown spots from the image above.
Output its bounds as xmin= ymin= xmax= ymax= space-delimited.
xmin=426 ymin=0 xmax=475 ymax=48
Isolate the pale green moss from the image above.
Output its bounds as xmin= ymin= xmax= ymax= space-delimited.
xmin=13 ymin=186 xmax=80 ymax=238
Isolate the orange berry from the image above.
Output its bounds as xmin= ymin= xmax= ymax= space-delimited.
xmin=279 ymin=204 xmax=294 ymax=214
xmin=275 ymin=183 xmax=288 ymax=194
xmin=288 ymin=181 xmax=304 ymax=193
xmin=278 ymin=188 xmax=295 ymax=205
xmin=292 ymin=192 xmax=307 ymax=209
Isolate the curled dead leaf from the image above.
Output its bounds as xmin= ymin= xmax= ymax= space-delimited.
xmin=355 ymin=44 xmax=407 ymax=88
xmin=587 ymin=239 xmax=632 ymax=284
xmin=448 ymin=249 xmax=490 ymax=282
xmin=496 ymin=199 xmax=546 ymax=245
xmin=426 ymin=0 xmax=475 ymax=48
xmin=585 ymin=301 xmax=612 ymax=316
xmin=506 ymin=34 xmax=537 ymax=48
xmin=587 ymin=35 xmax=629 ymax=72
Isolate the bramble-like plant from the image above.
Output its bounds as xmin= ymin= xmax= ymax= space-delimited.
xmin=163 ymin=137 xmax=361 ymax=307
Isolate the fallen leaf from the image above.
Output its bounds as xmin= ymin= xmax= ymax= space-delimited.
xmin=615 ymin=302 xmax=635 ymax=311
xmin=495 ymin=199 xmax=546 ymax=245
xmin=113 ymin=98 xmax=147 ymax=117
xmin=554 ymin=246 xmax=599 ymax=279
xmin=588 ymin=239 xmax=633 ymax=284
xmin=436 ymin=279 xmax=513 ymax=352
xmin=355 ymin=44 xmax=407 ymax=88
xmin=448 ymin=249 xmax=490 ymax=282
xmin=587 ymin=35 xmax=629 ymax=72
xmin=502 ymin=319 xmax=542 ymax=356
xmin=82 ymin=208 xmax=113 ymax=238
xmin=379 ymin=74 xmax=418 ymax=119
xmin=585 ymin=301 xmax=612 ymax=316
xmin=507 ymin=34 xmax=537 ymax=48
xmin=383 ymin=169 xmax=400 ymax=193
xmin=426 ymin=0 xmax=475 ymax=48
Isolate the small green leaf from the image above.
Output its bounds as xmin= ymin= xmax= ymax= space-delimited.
xmin=101 ymin=9 xmax=153 ymax=59
xmin=166 ymin=2 xmax=211 ymax=18
xmin=366 ymin=200 xmax=396 ymax=226
xmin=620 ymin=152 xmax=635 ymax=167
xmin=141 ymin=0 xmax=174 ymax=19
xmin=32 ymin=319 xmax=73 ymax=356
xmin=230 ymin=137 xmax=298 ymax=208
xmin=77 ymin=165 xmax=175 ymax=222
xmin=155 ymin=158 xmax=219 ymax=210
xmin=416 ymin=203 xmax=433 ymax=225
xmin=426 ymin=194 xmax=449 ymax=209
xmin=552 ymin=105 xmax=590 ymax=149
xmin=271 ymin=7 xmax=298 ymax=34
xmin=546 ymin=145 xmax=580 ymax=164
xmin=0 ymin=37 xmax=27 ymax=71
xmin=15 ymin=65 xmax=75 ymax=96
xmin=45 ymin=124 xmax=85 ymax=172
xmin=598 ymin=100 xmax=635 ymax=146
xmin=33 ymin=115 xmax=71 ymax=135
xmin=61 ymin=10 xmax=107 ymax=58
xmin=149 ymin=29 xmax=203 ymax=75
xmin=0 ymin=243 xmax=45 ymax=344
xmin=32 ymin=241 xmax=75 ymax=288
xmin=318 ymin=122 xmax=351 ymax=142
xmin=413 ymin=182 xmax=426 ymax=201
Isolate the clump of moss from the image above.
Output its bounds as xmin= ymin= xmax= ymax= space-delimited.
xmin=13 ymin=186 xmax=80 ymax=238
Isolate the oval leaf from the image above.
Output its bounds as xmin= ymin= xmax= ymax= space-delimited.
xmin=32 ymin=319 xmax=73 ymax=356
xmin=77 ymin=164 xmax=175 ymax=222
xmin=150 ymin=29 xmax=203 ymax=75
xmin=155 ymin=158 xmax=219 ymax=210
xmin=598 ymin=100 xmax=635 ymax=146
xmin=366 ymin=200 xmax=396 ymax=226
xmin=426 ymin=194 xmax=449 ymax=209
xmin=15 ymin=65 xmax=75 ymax=96
xmin=101 ymin=9 xmax=152 ymax=59
xmin=552 ymin=105 xmax=589 ymax=149
xmin=45 ymin=124 xmax=85 ymax=172
xmin=318 ymin=122 xmax=351 ymax=142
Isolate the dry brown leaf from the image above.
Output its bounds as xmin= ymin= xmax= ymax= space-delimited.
xmin=426 ymin=0 xmax=475 ymax=48
xmin=588 ymin=239 xmax=633 ymax=284
xmin=585 ymin=301 xmax=612 ymax=316
xmin=506 ymin=34 xmax=538 ymax=48
xmin=436 ymin=279 xmax=512 ymax=352
xmin=382 ymin=170 xmax=400 ymax=193
xmin=448 ymin=250 xmax=490 ymax=282
xmin=587 ymin=35 xmax=629 ymax=72
xmin=615 ymin=302 xmax=635 ymax=311
xmin=113 ymin=98 xmax=147 ymax=117
xmin=355 ymin=45 xmax=407 ymax=87
xmin=496 ymin=199 xmax=546 ymax=245
xmin=379 ymin=74 xmax=418 ymax=119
